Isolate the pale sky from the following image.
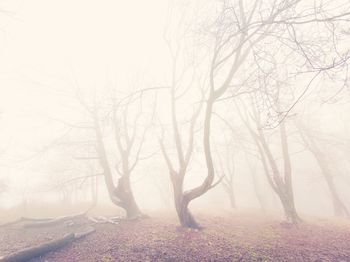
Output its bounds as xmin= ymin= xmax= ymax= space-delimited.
xmin=0 ymin=0 xmax=170 ymax=111
xmin=0 ymin=0 xmax=172 ymax=156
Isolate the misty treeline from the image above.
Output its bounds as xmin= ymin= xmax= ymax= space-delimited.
xmin=1 ymin=0 xmax=350 ymax=229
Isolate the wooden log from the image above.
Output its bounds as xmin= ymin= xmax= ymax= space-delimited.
xmin=0 ymin=233 xmax=75 ymax=262
xmin=20 ymin=217 xmax=53 ymax=222
xmin=74 ymin=226 xmax=95 ymax=239
xmin=0 ymin=217 xmax=51 ymax=228
xmin=0 ymin=218 xmax=23 ymax=227
xmin=88 ymin=216 xmax=120 ymax=225
xmin=22 ymin=213 xmax=85 ymax=228
xmin=0 ymin=227 xmax=96 ymax=262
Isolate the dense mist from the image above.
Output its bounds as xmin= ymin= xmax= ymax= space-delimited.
xmin=1 ymin=1 xmax=350 ymax=261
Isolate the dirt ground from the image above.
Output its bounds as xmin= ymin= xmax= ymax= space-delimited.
xmin=1 ymin=210 xmax=350 ymax=262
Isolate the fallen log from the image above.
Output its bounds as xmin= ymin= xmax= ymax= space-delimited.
xmin=0 ymin=218 xmax=23 ymax=227
xmin=22 ymin=212 xmax=86 ymax=228
xmin=20 ymin=217 xmax=53 ymax=222
xmin=0 ymin=227 xmax=95 ymax=262
xmin=0 ymin=233 xmax=75 ymax=262
xmin=74 ymin=226 xmax=95 ymax=239
xmin=87 ymin=216 xmax=119 ymax=225
xmin=0 ymin=217 xmax=52 ymax=228
xmin=1 ymin=205 xmax=95 ymax=229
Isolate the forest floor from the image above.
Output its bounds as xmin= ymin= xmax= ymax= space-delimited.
xmin=1 ymin=209 xmax=350 ymax=262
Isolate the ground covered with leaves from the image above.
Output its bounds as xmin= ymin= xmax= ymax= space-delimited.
xmin=1 ymin=211 xmax=350 ymax=261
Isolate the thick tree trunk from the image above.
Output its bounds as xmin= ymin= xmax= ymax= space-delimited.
xmin=327 ymin=177 xmax=349 ymax=217
xmin=176 ymin=202 xmax=200 ymax=229
xmin=115 ymin=176 xmax=143 ymax=220
xmin=284 ymin=203 xmax=301 ymax=224
xmin=104 ymin=174 xmax=142 ymax=219
xmin=278 ymin=190 xmax=301 ymax=224
xmin=172 ymin=175 xmax=200 ymax=229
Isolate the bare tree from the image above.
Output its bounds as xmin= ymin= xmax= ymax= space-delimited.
xmin=85 ymin=93 xmax=147 ymax=219
xmin=196 ymin=0 xmax=350 ymax=223
xmin=296 ymin=120 xmax=349 ymax=218
xmin=45 ymin=84 xmax=149 ymax=219
xmin=236 ymin=97 xmax=301 ymax=223
xmin=158 ymin=71 xmax=207 ymax=228
xmin=156 ymin=3 xmax=227 ymax=228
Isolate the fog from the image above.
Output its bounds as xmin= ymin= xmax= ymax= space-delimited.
xmin=0 ymin=1 xmax=350 ymax=260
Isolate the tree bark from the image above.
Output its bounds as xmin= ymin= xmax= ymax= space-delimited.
xmin=176 ymin=202 xmax=200 ymax=229
xmin=172 ymin=174 xmax=200 ymax=229
xmin=115 ymin=175 xmax=143 ymax=220
xmin=278 ymin=190 xmax=301 ymax=224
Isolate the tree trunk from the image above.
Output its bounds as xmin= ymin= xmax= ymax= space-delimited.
xmin=176 ymin=202 xmax=200 ymax=229
xmin=311 ymin=147 xmax=349 ymax=217
xmin=172 ymin=174 xmax=200 ymax=229
xmin=278 ymin=190 xmax=301 ymax=224
xmin=296 ymin=122 xmax=349 ymax=218
xmin=253 ymin=186 xmax=266 ymax=212
xmin=115 ymin=175 xmax=143 ymax=220
xmin=255 ymin=127 xmax=301 ymax=223
xmin=327 ymin=176 xmax=349 ymax=217
xmin=249 ymin=167 xmax=266 ymax=212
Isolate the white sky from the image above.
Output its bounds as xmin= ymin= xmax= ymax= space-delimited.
xmin=0 ymin=0 xmax=173 ymax=155
xmin=0 ymin=0 xmax=170 ymax=110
